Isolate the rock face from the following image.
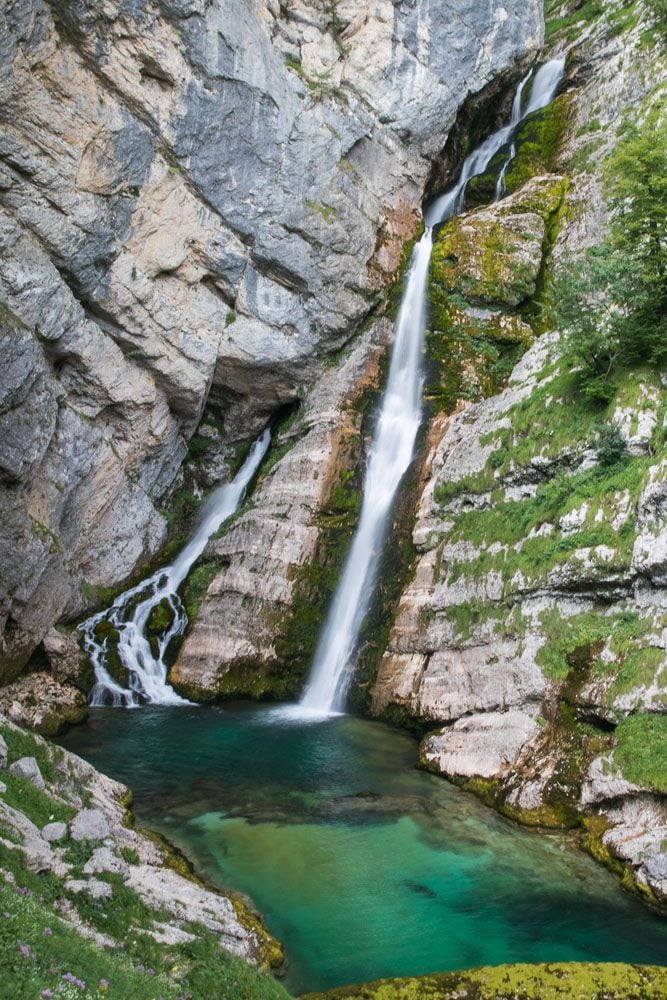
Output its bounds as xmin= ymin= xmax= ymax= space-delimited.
xmin=371 ymin=4 xmax=667 ymax=907
xmin=0 ymin=0 xmax=542 ymax=680
xmin=171 ymin=316 xmax=390 ymax=699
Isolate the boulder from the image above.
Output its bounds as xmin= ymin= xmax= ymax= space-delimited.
xmin=83 ymin=847 xmax=130 ymax=881
xmin=65 ymin=878 xmax=113 ymax=901
xmin=8 ymin=756 xmax=45 ymax=790
xmin=0 ymin=734 xmax=7 ymax=768
xmin=70 ymin=809 xmax=111 ymax=842
xmin=42 ymin=822 xmax=68 ymax=843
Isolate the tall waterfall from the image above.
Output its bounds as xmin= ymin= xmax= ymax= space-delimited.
xmin=300 ymin=58 xmax=565 ymax=717
xmin=80 ymin=428 xmax=271 ymax=706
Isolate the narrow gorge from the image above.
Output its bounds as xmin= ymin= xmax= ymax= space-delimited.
xmin=0 ymin=1 xmax=666 ymax=999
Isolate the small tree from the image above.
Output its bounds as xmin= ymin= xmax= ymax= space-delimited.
xmin=554 ymin=99 xmax=667 ymax=396
xmin=590 ymin=423 xmax=628 ymax=467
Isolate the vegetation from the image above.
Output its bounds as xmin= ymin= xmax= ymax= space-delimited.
xmin=0 ymin=724 xmax=289 ymax=1000
xmin=554 ymin=100 xmax=667 ymax=401
xmin=304 ymin=962 xmax=667 ymax=999
xmin=613 ymin=713 xmax=667 ymax=793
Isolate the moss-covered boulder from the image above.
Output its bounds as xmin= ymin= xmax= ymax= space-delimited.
xmin=302 ymin=962 xmax=667 ymax=999
xmin=432 ymin=210 xmax=545 ymax=308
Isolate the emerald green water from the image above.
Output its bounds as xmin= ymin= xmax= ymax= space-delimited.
xmin=60 ymin=705 xmax=667 ymax=993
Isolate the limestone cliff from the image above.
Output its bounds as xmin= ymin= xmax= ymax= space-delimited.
xmin=372 ymin=1 xmax=667 ymax=908
xmin=0 ymin=0 xmax=543 ymax=681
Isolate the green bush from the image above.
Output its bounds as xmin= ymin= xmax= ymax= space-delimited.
xmin=554 ymin=100 xmax=667 ymax=397
xmin=590 ymin=422 xmax=628 ymax=466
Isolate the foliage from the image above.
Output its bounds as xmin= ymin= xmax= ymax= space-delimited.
xmin=590 ymin=422 xmax=628 ymax=465
xmin=554 ymin=101 xmax=667 ymax=398
xmin=648 ymin=0 xmax=667 ymax=36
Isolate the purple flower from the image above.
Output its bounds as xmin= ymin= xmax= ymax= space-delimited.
xmin=136 ymin=963 xmax=144 ymax=972
xmin=43 ymin=926 xmax=53 ymax=936
xmin=99 ymin=980 xmax=109 ymax=989
xmin=2 ymin=911 xmax=9 ymax=918
xmin=49 ymin=965 xmax=57 ymax=974
xmin=19 ymin=944 xmax=30 ymax=957
xmin=41 ymin=991 xmax=53 ymax=999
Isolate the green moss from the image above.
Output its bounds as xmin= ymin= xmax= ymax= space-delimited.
xmin=182 ymin=562 xmax=220 ymax=621
xmin=504 ymin=95 xmax=572 ymax=194
xmin=612 ymin=714 xmax=667 ymax=793
xmin=303 ymin=961 xmax=667 ymax=999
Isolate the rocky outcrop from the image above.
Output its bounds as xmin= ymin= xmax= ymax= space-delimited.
xmin=171 ymin=317 xmax=390 ymax=699
xmin=370 ymin=2 xmax=667 ymax=907
xmin=0 ymin=713 xmax=282 ymax=968
xmin=0 ymin=0 xmax=542 ymax=680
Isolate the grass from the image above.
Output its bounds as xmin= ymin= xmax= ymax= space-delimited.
xmin=613 ymin=713 xmax=667 ymax=793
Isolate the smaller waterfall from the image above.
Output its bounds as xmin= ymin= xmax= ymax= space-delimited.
xmin=80 ymin=428 xmax=271 ymax=707
xmin=425 ymin=57 xmax=565 ymax=225
xmin=298 ymin=57 xmax=566 ymax=718
xmin=495 ymin=71 xmax=531 ymax=200
xmin=496 ymin=57 xmax=566 ymax=199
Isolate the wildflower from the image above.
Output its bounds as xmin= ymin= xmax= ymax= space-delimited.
xmin=19 ymin=944 xmax=30 ymax=957
xmin=41 ymin=991 xmax=53 ymax=999
xmin=99 ymin=980 xmax=109 ymax=991
xmin=43 ymin=926 xmax=53 ymax=936
xmin=2 ymin=911 xmax=9 ymax=918
xmin=136 ymin=963 xmax=144 ymax=972
xmin=147 ymin=968 xmax=155 ymax=976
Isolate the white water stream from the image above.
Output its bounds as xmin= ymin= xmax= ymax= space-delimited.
xmin=80 ymin=428 xmax=271 ymax=706
xmin=299 ymin=58 xmax=565 ymax=717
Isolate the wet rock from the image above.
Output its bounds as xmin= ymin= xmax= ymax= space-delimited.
xmin=421 ymin=712 xmax=541 ymax=780
xmin=70 ymin=808 xmax=111 ymax=842
xmin=8 ymin=755 xmax=45 ymax=790
xmin=0 ymin=0 xmax=542 ymax=677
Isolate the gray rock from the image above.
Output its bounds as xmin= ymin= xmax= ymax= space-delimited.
xmin=83 ymin=847 xmax=130 ymax=881
xmin=0 ymin=734 xmax=7 ymax=768
xmin=42 ymin=821 xmax=68 ymax=843
xmin=70 ymin=809 xmax=111 ymax=842
xmin=65 ymin=878 xmax=113 ymax=901
xmin=0 ymin=0 xmax=542 ymax=677
xmin=8 ymin=756 xmax=45 ymax=790
xmin=0 ymin=781 xmax=6 ymax=794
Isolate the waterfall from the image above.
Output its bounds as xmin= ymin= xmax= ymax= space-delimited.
xmin=299 ymin=58 xmax=565 ymax=717
xmin=80 ymin=427 xmax=272 ymax=706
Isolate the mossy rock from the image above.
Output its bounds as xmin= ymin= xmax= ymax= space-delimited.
xmin=302 ymin=962 xmax=667 ymax=999
xmin=504 ymin=92 xmax=573 ymax=194
xmin=91 ymin=620 xmax=120 ymax=643
xmin=431 ymin=210 xmax=545 ymax=308
xmin=146 ymin=599 xmax=175 ymax=636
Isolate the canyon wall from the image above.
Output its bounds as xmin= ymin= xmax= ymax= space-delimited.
xmin=0 ymin=0 xmax=543 ymax=679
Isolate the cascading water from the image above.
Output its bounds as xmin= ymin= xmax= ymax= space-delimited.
xmin=299 ymin=58 xmax=565 ymax=717
xmin=80 ymin=428 xmax=272 ymax=707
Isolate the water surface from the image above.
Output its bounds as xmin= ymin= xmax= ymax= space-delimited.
xmin=60 ymin=705 xmax=667 ymax=993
